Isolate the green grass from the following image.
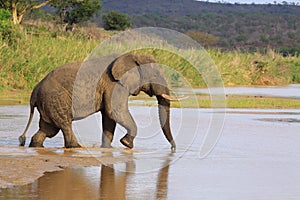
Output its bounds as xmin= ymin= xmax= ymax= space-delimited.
xmin=209 ymin=49 xmax=300 ymax=86
xmin=224 ymin=95 xmax=300 ymax=109
xmin=171 ymin=95 xmax=300 ymax=109
xmin=0 ymin=24 xmax=99 ymax=92
xmin=129 ymin=94 xmax=300 ymax=109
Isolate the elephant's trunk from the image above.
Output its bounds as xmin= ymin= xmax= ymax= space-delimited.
xmin=157 ymin=96 xmax=176 ymax=152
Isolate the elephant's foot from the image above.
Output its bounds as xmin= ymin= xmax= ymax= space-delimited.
xmin=65 ymin=142 xmax=82 ymax=148
xmin=29 ymin=132 xmax=46 ymax=147
xmin=29 ymin=141 xmax=44 ymax=147
xmin=101 ymin=134 xmax=113 ymax=148
xmin=19 ymin=135 xmax=26 ymax=146
xmin=120 ymin=134 xmax=134 ymax=149
xmin=100 ymin=143 xmax=113 ymax=148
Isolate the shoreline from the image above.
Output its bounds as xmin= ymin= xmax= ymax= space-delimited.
xmin=1 ymin=94 xmax=300 ymax=109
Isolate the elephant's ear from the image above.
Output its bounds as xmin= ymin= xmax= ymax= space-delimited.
xmin=111 ymin=54 xmax=156 ymax=81
xmin=111 ymin=54 xmax=139 ymax=81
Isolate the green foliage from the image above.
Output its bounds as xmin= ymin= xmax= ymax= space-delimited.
xmin=0 ymin=0 xmax=52 ymax=24
xmin=52 ymin=0 xmax=101 ymax=28
xmin=0 ymin=9 xmax=21 ymax=45
xmin=101 ymin=1 xmax=300 ymax=50
xmin=0 ymin=8 xmax=11 ymax=33
xmin=288 ymin=60 xmax=300 ymax=83
xmin=209 ymin=49 xmax=299 ymax=86
xmin=235 ymin=35 xmax=247 ymax=42
xmin=0 ymin=8 xmax=10 ymax=21
xmin=0 ymin=24 xmax=98 ymax=91
xmin=131 ymin=11 xmax=300 ymax=49
xmin=102 ymin=11 xmax=131 ymax=31
xmin=279 ymin=47 xmax=300 ymax=57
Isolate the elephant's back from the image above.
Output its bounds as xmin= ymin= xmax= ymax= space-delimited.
xmin=49 ymin=62 xmax=81 ymax=89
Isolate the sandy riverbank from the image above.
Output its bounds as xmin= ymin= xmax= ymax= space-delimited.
xmin=0 ymin=146 xmax=133 ymax=188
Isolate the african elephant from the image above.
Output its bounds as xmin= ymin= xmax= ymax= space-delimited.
xmin=19 ymin=53 xmax=177 ymax=151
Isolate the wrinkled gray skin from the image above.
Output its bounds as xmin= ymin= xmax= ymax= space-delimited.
xmin=19 ymin=54 xmax=176 ymax=151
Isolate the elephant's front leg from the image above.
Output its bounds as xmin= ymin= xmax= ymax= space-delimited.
xmin=101 ymin=114 xmax=116 ymax=148
xmin=112 ymin=107 xmax=137 ymax=149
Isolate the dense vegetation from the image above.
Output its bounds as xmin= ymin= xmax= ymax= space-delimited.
xmin=101 ymin=0 xmax=300 ymax=16
xmin=100 ymin=0 xmax=300 ymax=51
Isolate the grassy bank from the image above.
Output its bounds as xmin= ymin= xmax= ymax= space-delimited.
xmin=210 ymin=50 xmax=300 ymax=86
xmin=2 ymin=93 xmax=300 ymax=109
xmin=129 ymin=94 xmax=300 ymax=109
xmin=0 ymin=23 xmax=299 ymax=108
xmin=0 ymin=24 xmax=100 ymax=92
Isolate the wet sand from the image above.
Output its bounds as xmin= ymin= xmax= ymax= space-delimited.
xmin=0 ymin=146 xmax=133 ymax=188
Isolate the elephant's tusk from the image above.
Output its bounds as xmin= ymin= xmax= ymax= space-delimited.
xmin=161 ymin=94 xmax=188 ymax=101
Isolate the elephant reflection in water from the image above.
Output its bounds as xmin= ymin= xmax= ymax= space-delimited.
xmin=33 ymin=153 xmax=172 ymax=199
xmin=99 ymin=161 xmax=135 ymax=199
xmin=99 ymin=153 xmax=171 ymax=199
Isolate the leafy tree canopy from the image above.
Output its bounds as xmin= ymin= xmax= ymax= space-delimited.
xmin=102 ymin=11 xmax=130 ymax=31
xmin=0 ymin=0 xmax=51 ymax=24
xmin=52 ymin=0 xmax=101 ymax=29
xmin=0 ymin=0 xmax=101 ymax=27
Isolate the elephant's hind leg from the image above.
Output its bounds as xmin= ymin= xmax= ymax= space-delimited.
xmin=61 ymin=125 xmax=82 ymax=148
xmin=29 ymin=119 xmax=60 ymax=147
xmin=29 ymin=130 xmax=46 ymax=147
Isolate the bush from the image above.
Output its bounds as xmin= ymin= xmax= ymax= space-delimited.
xmin=102 ymin=11 xmax=131 ymax=31
xmin=279 ymin=47 xmax=300 ymax=57
xmin=0 ymin=9 xmax=12 ymax=40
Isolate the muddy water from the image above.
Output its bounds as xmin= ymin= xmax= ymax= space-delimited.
xmin=1 ymin=105 xmax=300 ymax=199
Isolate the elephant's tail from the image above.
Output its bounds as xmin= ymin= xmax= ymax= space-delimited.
xmin=18 ymin=100 xmax=35 ymax=146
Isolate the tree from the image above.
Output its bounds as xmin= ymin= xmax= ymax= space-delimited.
xmin=0 ymin=0 xmax=52 ymax=24
xmin=52 ymin=0 xmax=101 ymax=31
xmin=102 ymin=11 xmax=131 ymax=31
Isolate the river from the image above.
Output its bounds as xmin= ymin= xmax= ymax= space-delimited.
xmin=0 ymin=85 xmax=300 ymax=199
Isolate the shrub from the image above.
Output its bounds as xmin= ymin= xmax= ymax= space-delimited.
xmin=102 ymin=11 xmax=131 ymax=31
xmin=0 ymin=9 xmax=12 ymax=41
